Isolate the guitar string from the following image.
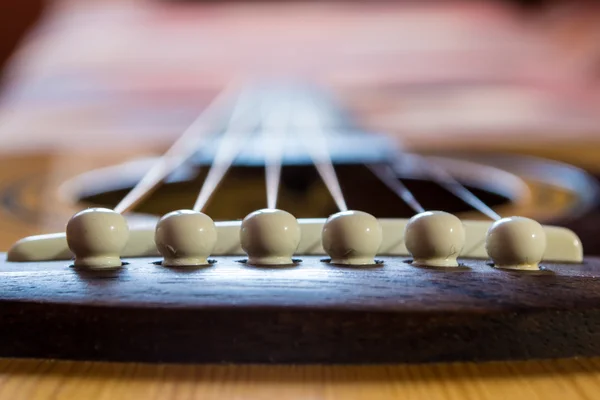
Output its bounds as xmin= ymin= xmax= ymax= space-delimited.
xmin=192 ymin=89 xmax=261 ymax=212
xmin=305 ymin=86 xmax=497 ymax=219
xmin=304 ymin=88 xmax=491 ymax=219
xmin=262 ymin=94 xmax=291 ymax=209
xmin=114 ymin=82 xmax=498 ymax=220
xmin=412 ymin=155 xmax=501 ymax=220
xmin=366 ymin=164 xmax=425 ymax=213
xmin=294 ymin=94 xmax=348 ymax=212
xmin=113 ymin=83 xmax=241 ymax=214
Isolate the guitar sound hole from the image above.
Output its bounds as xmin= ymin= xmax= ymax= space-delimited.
xmin=78 ymin=165 xmax=509 ymax=219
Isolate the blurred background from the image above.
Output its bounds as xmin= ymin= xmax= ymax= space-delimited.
xmin=0 ymin=0 xmax=600 ymax=247
xmin=2 ymin=0 xmax=600 ymax=152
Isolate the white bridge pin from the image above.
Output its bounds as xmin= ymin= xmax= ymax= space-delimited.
xmin=404 ymin=211 xmax=465 ymax=267
xmin=486 ymin=216 xmax=546 ymax=270
xmin=66 ymin=208 xmax=129 ymax=269
xmin=322 ymin=210 xmax=383 ymax=265
xmin=155 ymin=210 xmax=217 ymax=267
xmin=240 ymin=209 xmax=301 ymax=266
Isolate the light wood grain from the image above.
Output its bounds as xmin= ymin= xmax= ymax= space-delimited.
xmin=0 ymin=358 xmax=600 ymax=400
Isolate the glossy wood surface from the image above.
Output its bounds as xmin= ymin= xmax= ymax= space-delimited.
xmin=4 ymin=254 xmax=600 ymax=364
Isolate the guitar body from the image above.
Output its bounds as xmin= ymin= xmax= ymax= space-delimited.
xmin=2 ymin=102 xmax=600 ymax=365
xmin=2 ymin=0 xmax=600 ymax=398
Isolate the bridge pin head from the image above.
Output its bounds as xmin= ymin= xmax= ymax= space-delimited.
xmin=240 ymin=209 xmax=301 ymax=265
xmin=322 ymin=210 xmax=382 ymax=265
xmin=155 ymin=210 xmax=217 ymax=267
xmin=66 ymin=208 xmax=129 ymax=269
xmin=486 ymin=216 xmax=546 ymax=270
xmin=404 ymin=211 xmax=465 ymax=267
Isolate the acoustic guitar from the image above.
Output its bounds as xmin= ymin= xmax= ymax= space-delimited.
xmin=2 ymin=0 xmax=600 ymax=398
